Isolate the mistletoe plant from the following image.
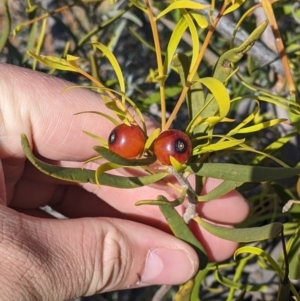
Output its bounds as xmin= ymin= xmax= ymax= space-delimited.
xmin=13 ymin=0 xmax=300 ymax=300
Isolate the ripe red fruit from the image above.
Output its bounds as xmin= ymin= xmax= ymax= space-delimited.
xmin=108 ymin=124 xmax=146 ymax=159
xmin=153 ymin=129 xmax=192 ymax=165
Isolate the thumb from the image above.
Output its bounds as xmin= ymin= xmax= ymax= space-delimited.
xmin=0 ymin=206 xmax=198 ymax=300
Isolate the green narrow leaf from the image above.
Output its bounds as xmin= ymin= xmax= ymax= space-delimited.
xmin=32 ymin=18 xmax=47 ymax=70
xmin=289 ymin=111 xmax=300 ymax=134
xmin=0 ymin=0 xmax=11 ymax=51
xmin=187 ymin=163 xmax=300 ymax=182
xmin=159 ymin=203 xmax=207 ymax=269
xmin=276 ymin=280 xmax=290 ymax=301
xmin=194 ymin=217 xmax=282 ymax=242
xmin=198 ymin=180 xmax=243 ymax=202
xmin=191 ymin=268 xmax=210 ymax=300
xmin=21 ymin=134 xmax=167 ymax=188
xmin=234 ymin=246 xmax=300 ymax=299
xmin=286 ymin=230 xmax=300 ymax=280
xmin=251 ymin=132 xmax=296 ymax=165
xmin=93 ymin=146 xmax=156 ymax=166
xmin=23 ymin=19 xmax=38 ymax=63
xmin=136 ymin=190 xmax=186 ymax=207
xmin=214 ymin=268 xmax=267 ymax=291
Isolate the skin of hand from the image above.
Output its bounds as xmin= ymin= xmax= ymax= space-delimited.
xmin=0 ymin=64 xmax=249 ymax=300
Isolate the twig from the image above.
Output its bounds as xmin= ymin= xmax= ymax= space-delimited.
xmin=151 ymin=285 xmax=172 ymax=301
xmin=195 ymin=0 xmax=284 ymax=75
xmin=168 ymin=167 xmax=198 ymax=224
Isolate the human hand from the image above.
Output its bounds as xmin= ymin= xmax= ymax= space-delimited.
xmin=0 ymin=64 xmax=249 ymax=300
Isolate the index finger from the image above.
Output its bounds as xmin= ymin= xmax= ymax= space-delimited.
xmin=0 ymin=64 xmax=116 ymax=161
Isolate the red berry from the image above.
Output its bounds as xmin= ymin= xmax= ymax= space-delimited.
xmin=108 ymin=124 xmax=146 ymax=159
xmin=153 ymin=129 xmax=192 ymax=165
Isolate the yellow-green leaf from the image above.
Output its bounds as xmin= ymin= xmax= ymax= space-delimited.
xmin=183 ymin=12 xmax=199 ymax=71
xmin=194 ymin=138 xmax=245 ymax=154
xmin=197 ymin=77 xmax=230 ymax=122
xmin=156 ymin=2 xmax=210 ymax=20
xmin=224 ymin=0 xmax=246 ymax=15
xmin=190 ymin=12 xmax=208 ymax=28
xmin=82 ymin=130 xmax=107 ymax=146
xmin=95 ymin=162 xmax=121 ymax=186
xmin=228 ymin=100 xmax=260 ymax=135
xmin=237 ymin=118 xmax=286 ymax=134
xmin=75 ymin=111 xmax=120 ymax=126
xmin=28 ymin=52 xmax=78 ymax=71
xmin=163 ymin=17 xmax=188 ymax=75
xmin=145 ymin=128 xmax=160 ymax=151
xmin=92 ymin=42 xmax=125 ymax=94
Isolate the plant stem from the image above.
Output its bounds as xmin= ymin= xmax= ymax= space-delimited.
xmin=164 ymin=2 xmax=228 ymax=130
xmin=145 ymin=0 xmax=166 ymax=129
xmin=168 ymin=167 xmax=198 ymax=224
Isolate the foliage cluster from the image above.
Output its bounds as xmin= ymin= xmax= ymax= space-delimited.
xmin=1 ymin=0 xmax=300 ymax=300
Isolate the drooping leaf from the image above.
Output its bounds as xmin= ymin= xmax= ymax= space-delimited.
xmin=214 ymin=268 xmax=267 ymax=291
xmin=159 ymin=201 xmax=207 ymax=269
xmin=21 ymin=134 xmax=167 ymax=188
xmin=92 ymin=42 xmax=125 ymax=95
xmin=198 ymin=180 xmax=244 ymax=202
xmin=194 ymin=217 xmax=282 ymax=242
xmin=187 ymin=163 xmax=300 ymax=182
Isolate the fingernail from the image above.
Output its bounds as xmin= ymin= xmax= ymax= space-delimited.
xmin=141 ymin=248 xmax=197 ymax=285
